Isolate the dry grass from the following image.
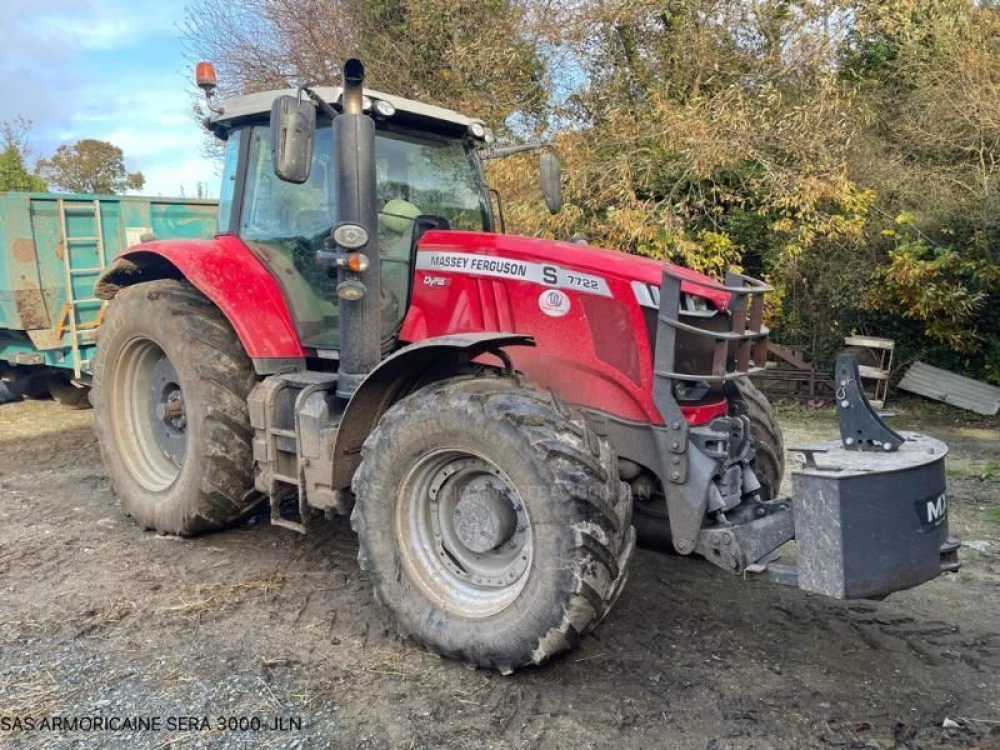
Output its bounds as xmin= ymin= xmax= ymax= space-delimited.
xmin=0 ymin=668 xmax=82 ymax=721
xmin=152 ymin=574 xmax=286 ymax=622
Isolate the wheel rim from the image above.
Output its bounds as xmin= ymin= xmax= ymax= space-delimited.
xmin=395 ymin=450 xmax=533 ymax=618
xmin=110 ymin=337 xmax=187 ymax=491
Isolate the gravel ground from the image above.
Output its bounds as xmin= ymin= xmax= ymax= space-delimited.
xmin=0 ymin=396 xmax=998 ymax=749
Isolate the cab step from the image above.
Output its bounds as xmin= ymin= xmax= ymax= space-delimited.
xmin=248 ymin=371 xmax=346 ymax=533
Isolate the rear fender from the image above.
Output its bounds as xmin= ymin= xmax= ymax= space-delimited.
xmin=95 ymin=236 xmax=305 ymax=373
xmin=331 ymin=333 xmax=534 ymax=490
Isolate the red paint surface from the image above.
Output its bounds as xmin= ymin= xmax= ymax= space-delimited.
xmin=118 ymin=236 xmax=305 ymax=360
xmin=125 ymin=231 xmax=729 ymax=426
xmin=401 ymin=231 xmax=729 ymax=426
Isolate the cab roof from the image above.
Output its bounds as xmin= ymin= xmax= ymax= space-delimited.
xmin=210 ymin=86 xmax=483 ymax=133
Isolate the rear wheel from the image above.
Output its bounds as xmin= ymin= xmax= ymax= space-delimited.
xmin=352 ymin=377 xmax=634 ymax=673
xmin=92 ymin=280 xmax=260 ymax=535
xmin=632 ymin=378 xmax=784 ymax=550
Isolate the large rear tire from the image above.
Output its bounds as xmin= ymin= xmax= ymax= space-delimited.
xmin=352 ymin=377 xmax=635 ymax=673
xmin=632 ymin=378 xmax=784 ymax=549
xmin=92 ymin=280 xmax=260 ymax=535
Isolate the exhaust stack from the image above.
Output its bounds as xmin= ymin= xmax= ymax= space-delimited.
xmin=333 ymin=59 xmax=381 ymax=399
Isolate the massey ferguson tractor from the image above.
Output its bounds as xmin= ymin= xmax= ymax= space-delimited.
xmin=91 ymin=60 xmax=958 ymax=673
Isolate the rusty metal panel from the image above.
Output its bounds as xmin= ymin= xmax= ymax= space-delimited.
xmin=1 ymin=191 xmax=218 ymax=371
xmin=898 ymin=361 xmax=1000 ymax=416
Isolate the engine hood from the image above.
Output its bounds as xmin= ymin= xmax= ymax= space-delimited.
xmin=416 ymin=230 xmax=731 ymax=310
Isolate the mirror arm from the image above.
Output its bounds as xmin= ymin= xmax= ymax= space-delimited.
xmin=479 ymin=142 xmax=551 ymax=160
xmin=299 ymin=85 xmax=339 ymax=120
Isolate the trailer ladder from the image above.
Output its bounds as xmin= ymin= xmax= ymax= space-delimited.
xmin=55 ymin=198 xmax=108 ymax=378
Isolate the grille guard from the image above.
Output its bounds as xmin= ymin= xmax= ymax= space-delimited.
xmin=648 ymin=269 xmax=958 ymax=599
xmin=654 ymin=269 xmax=772 ymax=383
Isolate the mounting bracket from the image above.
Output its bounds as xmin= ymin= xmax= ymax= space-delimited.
xmin=834 ymin=352 xmax=904 ymax=452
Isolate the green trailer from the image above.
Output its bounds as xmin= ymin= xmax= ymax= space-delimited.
xmin=0 ymin=192 xmax=218 ymax=403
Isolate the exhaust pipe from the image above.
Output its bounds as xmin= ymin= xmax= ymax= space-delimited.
xmin=333 ymin=59 xmax=381 ymax=399
xmin=342 ymin=59 xmax=365 ymax=115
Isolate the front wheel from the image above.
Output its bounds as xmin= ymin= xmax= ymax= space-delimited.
xmin=352 ymin=377 xmax=635 ymax=673
xmin=92 ymin=280 xmax=260 ymax=535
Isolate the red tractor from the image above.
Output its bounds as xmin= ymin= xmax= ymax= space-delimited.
xmin=92 ymin=60 xmax=957 ymax=673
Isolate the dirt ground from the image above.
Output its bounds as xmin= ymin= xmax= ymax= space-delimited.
xmin=0 ymin=396 xmax=998 ymax=750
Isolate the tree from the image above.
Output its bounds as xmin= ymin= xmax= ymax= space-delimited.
xmin=0 ymin=117 xmax=47 ymax=192
xmin=36 ymin=139 xmax=145 ymax=194
xmin=183 ymin=0 xmax=549 ymax=134
xmin=185 ymin=0 xmax=1000 ymax=381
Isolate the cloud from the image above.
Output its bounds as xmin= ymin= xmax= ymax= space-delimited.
xmin=8 ymin=0 xmax=183 ymax=52
xmin=141 ymin=155 xmax=221 ymax=199
xmin=0 ymin=1 xmax=221 ymax=198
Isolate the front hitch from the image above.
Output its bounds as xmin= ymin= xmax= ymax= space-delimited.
xmin=653 ymin=269 xmax=959 ymax=600
xmin=651 ymin=269 xmax=772 ymax=554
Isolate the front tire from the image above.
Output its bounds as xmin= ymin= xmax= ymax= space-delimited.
xmin=92 ymin=280 xmax=259 ymax=535
xmin=352 ymin=377 xmax=635 ymax=673
xmin=735 ymin=376 xmax=784 ymax=500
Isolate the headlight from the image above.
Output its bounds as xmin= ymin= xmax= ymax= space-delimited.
xmin=337 ymin=279 xmax=366 ymax=301
xmin=332 ymin=223 xmax=370 ymax=250
xmin=373 ymin=99 xmax=396 ymax=118
xmin=468 ymin=122 xmax=487 ymax=140
xmin=674 ymin=380 xmax=712 ymax=402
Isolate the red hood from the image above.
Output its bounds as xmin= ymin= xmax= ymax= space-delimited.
xmin=417 ymin=230 xmax=731 ymax=310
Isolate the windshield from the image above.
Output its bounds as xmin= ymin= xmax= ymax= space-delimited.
xmin=234 ymin=122 xmax=489 ymax=349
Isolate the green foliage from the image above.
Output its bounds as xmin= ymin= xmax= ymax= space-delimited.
xmin=189 ymin=0 xmax=1000 ymax=384
xmin=0 ymin=118 xmax=46 ymax=192
xmin=865 ymin=233 xmax=998 ymax=350
xmin=36 ymin=139 xmax=145 ymax=195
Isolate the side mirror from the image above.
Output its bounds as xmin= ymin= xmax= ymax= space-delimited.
xmin=271 ymin=95 xmax=315 ymax=184
xmin=540 ymin=151 xmax=563 ymax=215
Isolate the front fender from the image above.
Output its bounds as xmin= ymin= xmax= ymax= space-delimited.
xmin=95 ymin=236 xmax=305 ymax=370
xmin=331 ymin=332 xmax=535 ymax=490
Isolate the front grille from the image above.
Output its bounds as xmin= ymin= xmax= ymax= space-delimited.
xmin=635 ymin=281 xmax=728 ymax=403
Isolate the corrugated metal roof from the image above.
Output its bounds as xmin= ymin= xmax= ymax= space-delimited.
xmin=897 ymin=361 xmax=1000 ymax=415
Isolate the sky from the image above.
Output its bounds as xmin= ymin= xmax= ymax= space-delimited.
xmin=0 ymin=0 xmax=220 ymax=198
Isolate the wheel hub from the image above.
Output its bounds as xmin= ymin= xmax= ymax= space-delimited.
xmin=452 ymin=477 xmax=517 ymax=553
xmin=396 ymin=450 xmax=533 ymax=618
xmin=147 ymin=351 xmax=187 ymax=467
xmin=110 ymin=338 xmax=189 ymax=492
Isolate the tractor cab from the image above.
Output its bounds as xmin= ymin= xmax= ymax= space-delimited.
xmin=209 ymin=86 xmax=496 ymax=351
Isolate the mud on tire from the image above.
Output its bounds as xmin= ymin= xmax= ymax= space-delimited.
xmin=92 ymin=280 xmax=259 ymax=535
xmin=351 ymin=377 xmax=635 ymax=673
